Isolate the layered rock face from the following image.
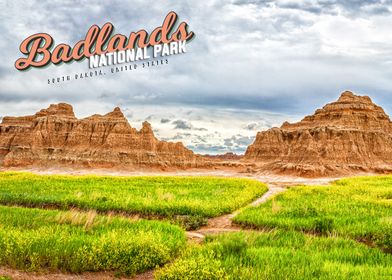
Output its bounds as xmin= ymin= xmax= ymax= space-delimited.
xmin=245 ymin=91 xmax=392 ymax=176
xmin=0 ymin=103 xmax=201 ymax=169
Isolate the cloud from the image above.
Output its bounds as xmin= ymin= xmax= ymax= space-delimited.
xmin=234 ymin=0 xmax=392 ymax=16
xmin=188 ymin=143 xmax=230 ymax=154
xmin=2 ymin=0 xmax=392 ymax=115
xmin=245 ymin=123 xmax=259 ymax=130
xmin=244 ymin=122 xmax=270 ymax=130
xmin=172 ymin=119 xmax=208 ymax=131
xmin=172 ymin=120 xmax=192 ymax=130
xmin=223 ymin=135 xmax=255 ymax=149
xmin=161 ymin=118 xmax=171 ymax=123
xmin=224 ymin=138 xmax=234 ymax=147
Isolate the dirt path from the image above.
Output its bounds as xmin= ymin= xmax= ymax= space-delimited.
xmin=0 ymin=267 xmax=154 ymax=280
xmin=186 ymin=183 xmax=287 ymax=241
xmin=0 ymin=267 xmax=153 ymax=280
xmin=187 ymin=176 xmax=336 ymax=241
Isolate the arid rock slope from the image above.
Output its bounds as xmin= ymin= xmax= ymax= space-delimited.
xmin=0 ymin=103 xmax=202 ymax=169
xmin=245 ymin=91 xmax=392 ymax=176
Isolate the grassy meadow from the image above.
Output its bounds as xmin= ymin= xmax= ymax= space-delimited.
xmin=0 ymin=172 xmax=391 ymax=279
xmin=234 ymin=175 xmax=392 ymax=251
xmin=0 ymin=205 xmax=185 ymax=275
xmin=0 ymin=172 xmax=267 ymax=220
xmin=156 ymin=231 xmax=392 ymax=280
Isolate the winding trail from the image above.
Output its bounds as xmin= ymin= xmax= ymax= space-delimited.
xmin=186 ymin=183 xmax=287 ymax=241
xmin=186 ymin=175 xmax=337 ymax=241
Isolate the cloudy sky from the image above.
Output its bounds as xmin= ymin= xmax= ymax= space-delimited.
xmin=1 ymin=0 xmax=392 ymax=154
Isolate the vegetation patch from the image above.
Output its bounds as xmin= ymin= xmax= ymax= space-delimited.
xmin=0 ymin=172 xmax=267 ymax=224
xmin=156 ymin=231 xmax=392 ymax=280
xmin=0 ymin=206 xmax=185 ymax=276
xmin=233 ymin=175 xmax=392 ymax=251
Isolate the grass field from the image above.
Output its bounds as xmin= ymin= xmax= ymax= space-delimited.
xmin=1 ymin=172 xmax=391 ymax=279
xmin=0 ymin=205 xmax=185 ymax=276
xmin=156 ymin=231 xmax=392 ymax=280
xmin=0 ymin=173 xmax=267 ymax=222
xmin=233 ymin=175 xmax=392 ymax=251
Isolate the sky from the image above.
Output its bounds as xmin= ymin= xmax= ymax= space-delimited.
xmin=1 ymin=0 xmax=392 ymax=154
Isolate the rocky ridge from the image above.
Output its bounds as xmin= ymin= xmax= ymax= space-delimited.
xmin=244 ymin=91 xmax=392 ymax=176
xmin=0 ymin=103 xmax=202 ymax=169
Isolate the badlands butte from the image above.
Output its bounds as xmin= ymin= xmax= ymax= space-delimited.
xmin=0 ymin=90 xmax=391 ymax=177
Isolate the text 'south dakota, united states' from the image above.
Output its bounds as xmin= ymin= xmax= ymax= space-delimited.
xmin=13 ymin=11 xmax=194 ymax=84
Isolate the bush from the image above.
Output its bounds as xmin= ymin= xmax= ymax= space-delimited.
xmin=156 ymin=252 xmax=227 ymax=280
xmin=0 ymin=206 xmax=185 ymax=275
xmin=173 ymin=215 xmax=208 ymax=230
xmin=314 ymin=217 xmax=334 ymax=234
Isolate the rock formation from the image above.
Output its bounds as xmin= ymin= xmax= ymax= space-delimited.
xmin=245 ymin=91 xmax=392 ymax=176
xmin=0 ymin=103 xmax=202 ymax=169
xmin=203 ymin=152 xmax=243 ymax=161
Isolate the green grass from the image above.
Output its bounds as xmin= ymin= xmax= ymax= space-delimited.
xmin=0 ymin=172 xmax=267 ymax=220
xmin=233 ymin=175 xmax=392 ymax=251
xmin=1 ymin=172 xmax=390 ymax=278
xmin=0 ymin=205 xmax=185 ymax=275
xmin=155 ymin=231 xmax=392 ymax=280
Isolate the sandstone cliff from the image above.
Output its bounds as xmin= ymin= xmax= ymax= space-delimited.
xmin=244 ymin=91 xmax=392 ymax=176
xmin=0 ymin=103 xmax=202 ymax=169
